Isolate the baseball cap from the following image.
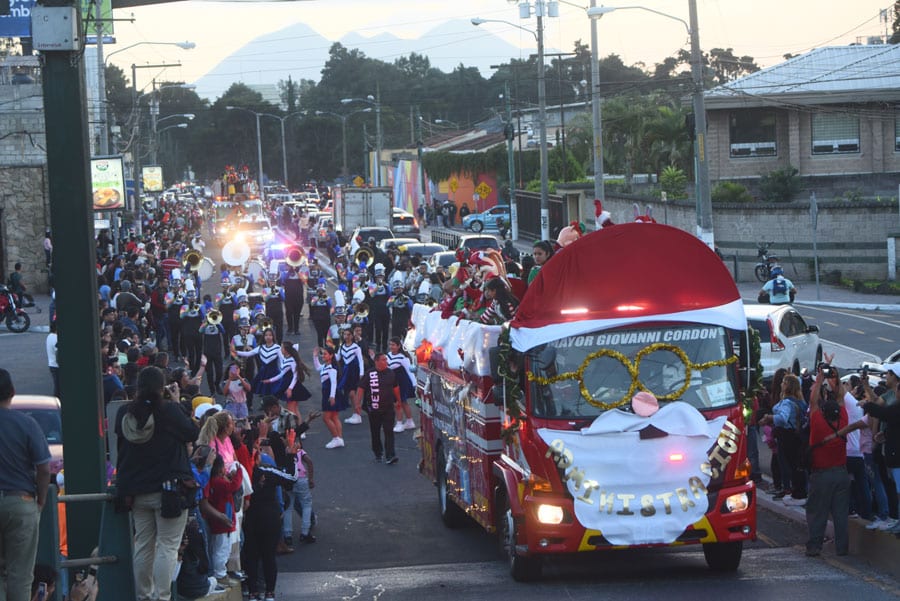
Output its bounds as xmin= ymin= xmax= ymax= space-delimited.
xmin=193 ymin=402 xmax=223 ymax=420
xmin=883 ymin=363 xmax=900 ymax=378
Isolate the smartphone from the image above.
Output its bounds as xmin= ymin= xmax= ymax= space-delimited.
xmin=37 ymin=582 xmax=47 ymax=601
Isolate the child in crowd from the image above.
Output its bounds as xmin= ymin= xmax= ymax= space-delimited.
xmin=291 ymin=434 xmax=316 ymax=544
xmin=204 ymin=455 xmax=243 ymax=586
xmin=222 ymin=363 xmax=251 ymax=419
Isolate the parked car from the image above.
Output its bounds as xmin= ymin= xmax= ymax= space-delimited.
xmin=378 ymin=237 xmax=420 ymax=252
xmin=391 ymin=207 xmax=421 ymax=239
xmin=428 ymin=250 xmax=459 ymax=272
xmin=861 ymin=348 xmax=900 ymax=375
xmin=11 ymin=395 xmax=63 ymax=475
xmin=457 ymin=234 xmax=501 ymax=253
xmin=314 ymin=216 xmax=336 ymax=247
xmin=396 ymin=242 xmax=448 ymax=260
xmin=744 ymin=303 xmax=822 ymax=381
xmin=462 ymin=205 xmax=510 ymax=233
xmin=348 ymin=226 xmax=396 ymax=257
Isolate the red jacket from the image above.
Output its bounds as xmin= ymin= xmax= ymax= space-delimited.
xmin=204 ymin=473 xmax=242 ymax=534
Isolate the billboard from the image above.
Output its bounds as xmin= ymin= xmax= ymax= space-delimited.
xmin=142 ymin=165 xmax=163 ymax=192
xmin=91 ymin=156 xmax=126 ymax=211
xmin=0 ymin=0 xmax=113 ymax=39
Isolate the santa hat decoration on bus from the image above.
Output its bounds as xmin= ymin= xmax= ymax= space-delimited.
xmin=557 ymin=221 xmax=587 ymax=248
xmin=633 ymin=203 xmax=657 ymax=224
xmin=593 ymin=199 xmax=614 ymax=230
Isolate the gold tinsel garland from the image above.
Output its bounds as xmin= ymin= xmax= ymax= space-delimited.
xmin=526 ymin=342 xmax=738 ymax=410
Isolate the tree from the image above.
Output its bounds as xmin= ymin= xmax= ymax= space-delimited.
xmin=644 ymin=103 xmax=692 ymax=176
xmin=891 ymin=1 xmax=900 ymax=44
xmin=708 ymin=48 xmax=759 ymax=85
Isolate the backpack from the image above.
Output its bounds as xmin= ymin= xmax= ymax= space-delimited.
xmin=772 ymin=276 xmax=787 ymax=296
xmin=789 ymin=397 xmax=810 ymax=438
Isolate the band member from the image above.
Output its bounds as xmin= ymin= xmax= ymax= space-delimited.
xmin=201 ymin=309 xmax=227 ymax=395
xmin=368 ymin=265 xmax=391 ymax=353
xmin=309 ymin=281 xmax=332 ymax=348
xmin=230 ymin=315 xmax=257 ymax=409
xmin=389 ymin=282 xmax=413 ymax=341
xmin=265 ymin=273 xmax=286 ymax=342
xmin=283 ymin=266 xmax=305 ymax=335
xmin=180 ymin=288 xmax=204 ymax=374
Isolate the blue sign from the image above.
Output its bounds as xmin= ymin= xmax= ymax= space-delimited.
xmin=0 ymin=0 xmax=35 ymax=38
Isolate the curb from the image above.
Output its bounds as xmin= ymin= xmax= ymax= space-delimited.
xmin=756 ymin=482 xmax=900 ymax=579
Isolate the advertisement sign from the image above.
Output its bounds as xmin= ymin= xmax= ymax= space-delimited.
xmin=142 ymin=166 xmax=163 ymax=192
xmin=91 ymin=156 xmax=126 ymax=211
xmin=0 ymin=0 xmax=113 ymax=39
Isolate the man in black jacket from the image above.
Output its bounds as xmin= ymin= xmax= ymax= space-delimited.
xmin=356 ymin=354 xmax=401 ymax=464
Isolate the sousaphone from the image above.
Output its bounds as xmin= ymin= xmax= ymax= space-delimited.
xmin=285 ymin=245 xmax=306 ymax=268
xmin=354 ymin=247 xmax=373 ymax=268
xmin=222 ymin=239 xmax=251 ymax=267
xmin=206 ymin=309 xmax=223 ymax=325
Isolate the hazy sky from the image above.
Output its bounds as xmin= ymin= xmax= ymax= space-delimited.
xmin=108 ymin=0 xmax=894 ymax=98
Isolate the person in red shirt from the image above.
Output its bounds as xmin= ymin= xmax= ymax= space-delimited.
xmin=204 ymin=455 xmax=243 ymax=585
xmin=805 ymin=356 xmax=850 ymax=557
xmin=159 ymin=250 xmax=180 ymax=281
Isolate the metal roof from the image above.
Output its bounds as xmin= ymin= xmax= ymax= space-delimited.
xmin=704 ymin=45 xmax=900 ymax=108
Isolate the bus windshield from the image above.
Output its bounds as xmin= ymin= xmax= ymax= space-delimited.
xmin=526 ymin=324 xmax=738 ymax=419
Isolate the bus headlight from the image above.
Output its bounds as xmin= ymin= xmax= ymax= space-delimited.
xmin=724 ymin=493 xmax=749 ymax=513
xmin=536 ymin=504 xmax=564 ymax=525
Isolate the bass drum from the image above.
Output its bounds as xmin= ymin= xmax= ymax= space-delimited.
xmin=246 ymin=260 xmax=267 ymax=285
xmin=197 ymin=257 xmax=215 ymax=281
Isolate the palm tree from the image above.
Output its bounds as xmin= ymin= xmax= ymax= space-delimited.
xmin=644 ymin=104 xmax=692 ymax=177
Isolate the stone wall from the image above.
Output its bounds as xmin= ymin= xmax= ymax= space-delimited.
xmin=0 ymin=83 xmax=46 ymax=167
xmin=553 ymin=184 xmax=899 ymax=283
xmin=0 ymin=166 xmax=51 ymax=293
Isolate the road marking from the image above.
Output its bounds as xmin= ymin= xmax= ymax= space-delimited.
xmin=848 ymin=328 xmax=866 ymax=335
xmin=756 ymin=532 xmax=778 ymax=547
xmin=800 ymin=305 xmax=900 ymax=330
xmin=820 ymin=338 xmax=881 ymax=364
xmin=824 ymin=321 xmax=840 ymax=327
xmin=877 ymin=337 xmax=894 ymax=343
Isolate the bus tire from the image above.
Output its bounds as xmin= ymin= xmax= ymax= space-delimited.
xmin=437 ymin=446 xmax=467 ymax=528
xmin=703 ymin=541 xmax=743 ymax=572
xmin=497 ymin=490 xmax=542 ymax=581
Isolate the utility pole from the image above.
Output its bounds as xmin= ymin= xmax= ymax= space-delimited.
xmin=504 ymin=82 xmax=518 ymax=241
xmin=415 ymin=106 xmax=427 ymax=214
xmin=36 ymin=0 xmax=106 ymax=574
xmin=94 ymin=0 xmax=107 ymax=155
xmin=536 ymin=8 xmax=550 ymax=240
xmin=688 ymin=0 xmax=714 ymax=248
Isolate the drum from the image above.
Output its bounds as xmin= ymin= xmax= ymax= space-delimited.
xmin=246 ymin=260 xmax=267 ymax=285
xmin=197 ymin=257 xmax=215 ymax=281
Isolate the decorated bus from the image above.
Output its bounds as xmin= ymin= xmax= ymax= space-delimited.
xmin=410 ymin=223 xmax=756 ymax=580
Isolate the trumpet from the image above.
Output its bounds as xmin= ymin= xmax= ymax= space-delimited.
xmin=285 ymin=245 xmax=306 ymax=268
xmin=206 ymin=309 xmax=223 ymax=326
xmin=257 ymin=315 xmax=273 ymax=331
xmin=354 ymin=247 xmax=373 ymax=268
xmin=184 ymin=249 xmax=203 ymax=272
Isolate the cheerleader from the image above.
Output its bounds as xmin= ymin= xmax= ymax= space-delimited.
xmin=235 ymin=327 xmax=281 ymax=397
xmin=387 ymin=337 xmax=417 ymax=433
xmin=260 ymin=342 xmax=311 ymax=417
xmin=313 ymin=346 xmax=346 ymax=449
xmin=337 ymin=328 xmax=365 ymax=424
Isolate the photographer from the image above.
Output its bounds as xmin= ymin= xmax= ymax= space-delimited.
xmin=861 ymin=363 xmax=900 ymax=534
xmin=804 ymin=354 xmax=851 ymax=557
xmin=115 ymin=366 xmax=200 ymax=601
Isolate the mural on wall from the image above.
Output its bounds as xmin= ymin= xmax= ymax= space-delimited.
xmin=434 ymin=171 xmax=500 ymax=213
xmin=392 ymin=159 xmax=432 ymax=215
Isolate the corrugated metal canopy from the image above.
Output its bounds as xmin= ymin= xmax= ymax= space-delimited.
xmin=705 ymin=45 xmax=900 ymax=109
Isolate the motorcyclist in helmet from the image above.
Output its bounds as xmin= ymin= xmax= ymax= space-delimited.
xmin=759 ymin=265 xmax=796 ymax=305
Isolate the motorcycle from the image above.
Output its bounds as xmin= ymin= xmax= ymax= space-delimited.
xmin=754 ymin=241 xmax=780 ymax=283
xmin=0 ymin=284 xmax=31 ymax=332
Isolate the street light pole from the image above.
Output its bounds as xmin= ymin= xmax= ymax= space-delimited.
xmin=688 ymin=0 xmax=713 ymax=248
xmin=536 ymin=8 xmax=550 ymax=240
xmin=589 ymin=0 xmax=604 ymax=206
xmin=504 ymin=83 xmax=519 ymax=241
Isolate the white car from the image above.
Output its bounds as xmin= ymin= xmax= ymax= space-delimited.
xmin=744 ymin=304 xmax=822 ymax=381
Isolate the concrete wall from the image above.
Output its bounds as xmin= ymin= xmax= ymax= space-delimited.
xmin=553 ymin=184 xmax=898 ymax=283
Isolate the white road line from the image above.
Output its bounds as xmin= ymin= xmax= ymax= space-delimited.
xmin=848 ymin=328 xmax=866 ymax=335
xmin=799 ymin=305 xmax=900 ymax=330
xmin=877 ymin=337 xmax=894 ymax=343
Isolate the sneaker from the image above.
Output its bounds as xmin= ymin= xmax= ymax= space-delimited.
xmin=848 ymin=512 xmax=860 ymax=519
xmin=373 ymin=455 xmax=383 ymax=463
xmin=299 ymin=533 xmax=317 ymax=544
xmin=333 ymin=437 xmax=345 ymax=448
xmin=866 ymin=518 xmax=885 ymax=530
xmin=300 ymin=432 xmax=307 ymax=439
xmin=888 ymin=521 xmax=900 ymax=534
xmin=264 ymin=594 xmax=276 ymax=601
xmin=216 ymin=576 xmax=239 ymax=587
xmin=228 ymin=570 xmax=247 ymax=581
xmin=325 ymin=438 xmax=341 ymax=449
xmin=344 ymin=413 xmax=362 ymax=424
xmin=783 ymin=496 xmax=807 ymax=507
xmin=393 ymin=422 xmax=405 ymax=433
xmin=386 ymin=456 xmax=398 ymax=465
xmin=877 ymin=518 xmax=898 ymax=531
xmin=772 ymin=490 xmax=787 ymax=499
xmin=276 ymin=539 xmax=293 ymax=554
xmin=403 ymin=418 xmax=416 ymax=430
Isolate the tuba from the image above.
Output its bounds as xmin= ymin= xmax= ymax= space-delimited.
xmin=285 ymin=245 xmax=306 ymax=268
xmin=222 ymin=239 xmax=251 ymax=268
xmin=206 ymin=309 xmax=222 ymax=326
xmin=184 ymin=249 xmax=203 ymax=272
xmin=257 ymin=314 xmax=273 ymax=332
xmin=354 ymin=247 xmax=373 ymax=268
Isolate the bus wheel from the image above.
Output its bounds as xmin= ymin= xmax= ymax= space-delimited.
xmin=437 ymin=447 xmax=467 ymax=528
xmin=497 ymin=491 xmax=542 ymax=581
xmin=703 ymin=541 xmax=743 ymax=572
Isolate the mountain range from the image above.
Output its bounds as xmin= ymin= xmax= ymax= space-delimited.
xmin=194 ymin=19 xmax=545 ymax=102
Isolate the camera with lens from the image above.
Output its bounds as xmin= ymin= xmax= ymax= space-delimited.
xmin=818 ymin=362 xmax=836 ymax=378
